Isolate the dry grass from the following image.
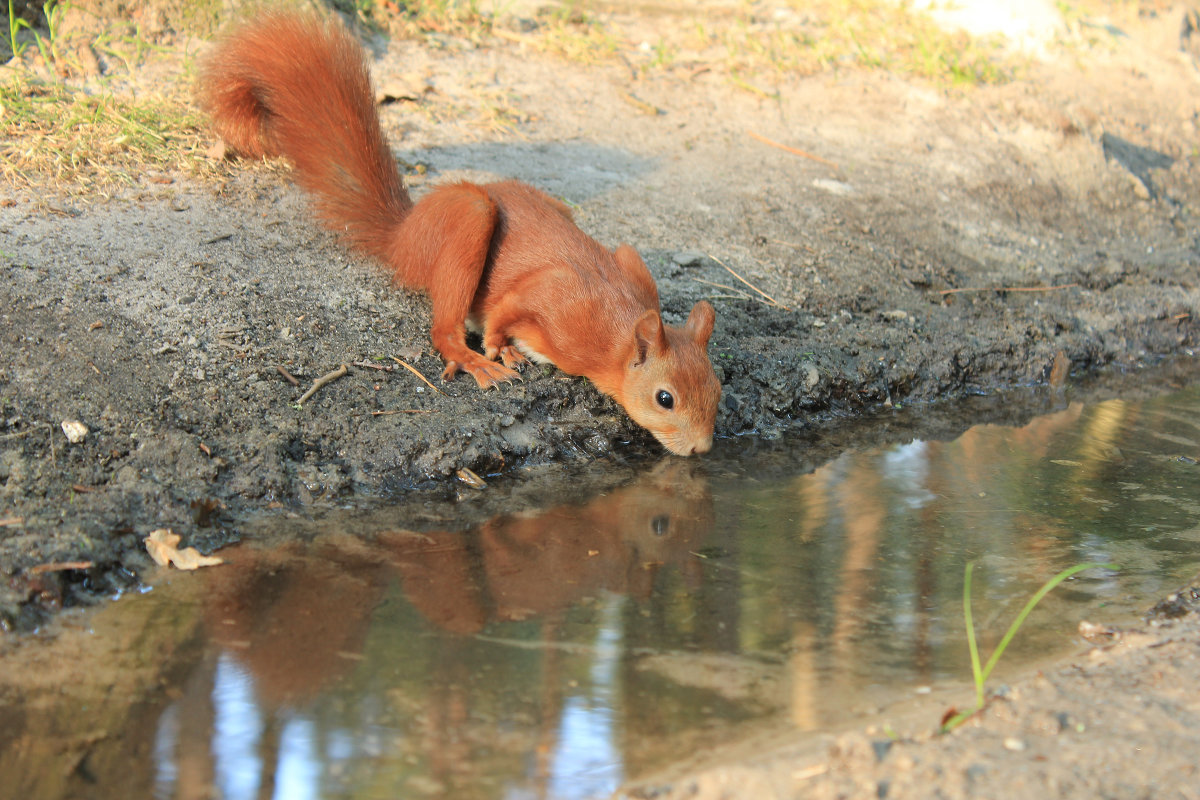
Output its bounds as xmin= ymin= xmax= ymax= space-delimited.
xmin=1 ymin=0 xmax=228 ymax=199
xmin=0 ymin=75 xmax=220 ymax=198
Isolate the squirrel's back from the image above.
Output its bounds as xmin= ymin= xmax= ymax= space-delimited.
xmin=198 ymin=11 xmax=411 ymax=261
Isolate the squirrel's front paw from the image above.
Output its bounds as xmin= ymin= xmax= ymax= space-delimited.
xmin=492 ymin=345 xmax=528 ymax=370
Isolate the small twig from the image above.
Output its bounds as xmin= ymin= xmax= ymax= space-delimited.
xmin=370 ymin=409 xmax=432 ymax=416
xmin=793 ymin=764 xmax=829 ymax=781
xmin=618 ymin=90 xmax=661 ymax=116
xmin=352 ymin=361 xmax=392 ymax=371
xmin=940 ymin=281 xmax=1084 ymax=293
xmin=938 ymin=283 xmax=1080 ymax=296
xmin=706 ymin=254 xmax=791 ymax=310
xmin=692 ymin=277 xmax=756 ymax=303
xmin=71 ymin=484 xmax=95 ymax=494
xmin=28 ymin=561 xmax=94 ymax=574
xmin=276 ymin=365 xmax=300 ymax=386
xmin=391 ymin=357 xmax=446 ymax=396
xmin=748 ymin=130 xmax=840 ymax=171
xmin=770 ymin=237 xmax=818 ymax=253
xmin=0 ymin=517 xmax=23 ymax=527
xmin=87 ymin=360 xmax=103 ymax=376
xmin=297 ymin=363 xmax=349 ymax=405
xmin=491 ymin=28 xmax=530 ymax=45
xmin=729 ymin=76 xmax=775 ymax=99
xmin=0 ymin=425 xmax=47 ymax=441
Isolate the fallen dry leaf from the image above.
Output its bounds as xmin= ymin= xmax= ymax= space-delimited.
xmin=145 ymin=528 xmax=224 ymax=570
xmin=456 ymin=467 xmax=487 ymax=489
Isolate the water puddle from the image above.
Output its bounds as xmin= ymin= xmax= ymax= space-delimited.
xmin=5 ymin=384 xmax=1200 ymax=799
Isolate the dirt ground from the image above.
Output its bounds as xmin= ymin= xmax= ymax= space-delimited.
xmin=1 ymin=0 xmax=1199 ymax=796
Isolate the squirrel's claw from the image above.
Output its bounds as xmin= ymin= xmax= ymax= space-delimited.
xmin=486 ymin=343 xmax=528 ymax=371
xmin=455 ymin=358 xmax=521 ymax=389
xmin=496 ymin=345 xmax=529 ymax=370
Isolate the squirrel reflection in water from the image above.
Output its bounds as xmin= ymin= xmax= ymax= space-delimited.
xmin=203 ymin=460 xmax=714 ymax=704
xmin=384 ymin=459 xmax=714 ymax=635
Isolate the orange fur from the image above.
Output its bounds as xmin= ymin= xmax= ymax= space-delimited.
xmin=199 ymin=10 xmax=721 ymax=455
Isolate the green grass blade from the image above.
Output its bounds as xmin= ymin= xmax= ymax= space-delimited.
xmin=979 ymin=561 xmax=1119 ymax=686
xmin=963 ymin=561 xmax=983 ymax=708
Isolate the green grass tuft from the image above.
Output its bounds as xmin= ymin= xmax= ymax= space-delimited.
xmin=943 ymin=560 xmax=1118 ymax=732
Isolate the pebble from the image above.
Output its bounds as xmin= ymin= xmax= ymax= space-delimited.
xmin=1003 ymin=737 xmax=1026 ymax=752
xmin=801 ymin=363 xmax=819 ymax=391
xmin=61 ymin=420 xmax=88 ymax=444
xmin=672 ymin=251 xmax=704 ymax=267
xmin=812 ymin=178 xmax=855 ymax=195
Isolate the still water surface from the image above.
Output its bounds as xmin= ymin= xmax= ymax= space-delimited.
xmin=6 ymin=384 xmax=1200 ymax=799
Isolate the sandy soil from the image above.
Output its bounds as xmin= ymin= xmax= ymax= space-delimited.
xmin=1 ymin=1 xmax=1199 ymax=796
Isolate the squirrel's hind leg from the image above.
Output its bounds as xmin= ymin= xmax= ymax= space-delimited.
xmin=394 ymin=183 xmax=519 ymax=389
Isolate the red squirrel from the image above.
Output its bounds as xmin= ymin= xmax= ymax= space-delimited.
xmin=198 ymin=10 xmax=721 ymax=455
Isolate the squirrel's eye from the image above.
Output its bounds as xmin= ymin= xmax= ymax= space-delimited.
xmin=655 ymin=390 xmax=674 ymax=410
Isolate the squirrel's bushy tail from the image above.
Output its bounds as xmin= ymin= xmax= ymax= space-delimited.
xmin=198 ymin=11 xmax=411 ymax=262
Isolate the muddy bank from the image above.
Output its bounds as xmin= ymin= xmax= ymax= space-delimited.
xmin=2 ymin=4 xmax=1199 ymax=630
